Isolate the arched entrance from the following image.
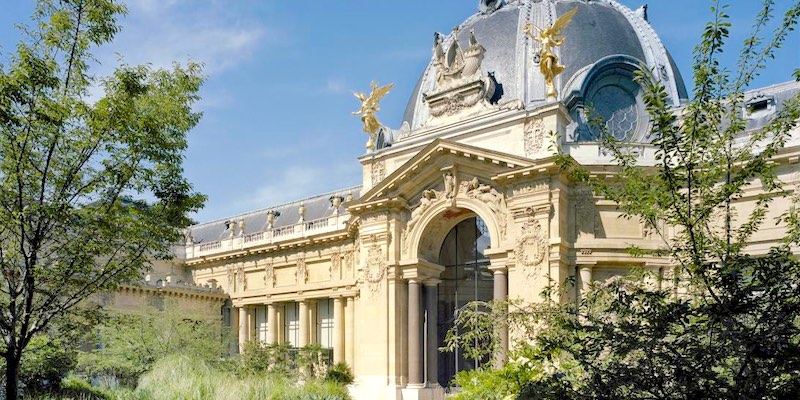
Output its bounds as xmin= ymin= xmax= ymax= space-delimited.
xmin=436 ymin=216 xmax=493 ymax=387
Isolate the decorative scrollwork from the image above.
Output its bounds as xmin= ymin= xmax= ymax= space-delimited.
xmin=361 ymin=243 xmax=387 ymax=296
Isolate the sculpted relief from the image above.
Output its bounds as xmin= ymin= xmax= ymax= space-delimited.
xmin=515 ymin=209 xmax=548 ymax=278
xmin=361 ymin=242 xmax=387 ymax=297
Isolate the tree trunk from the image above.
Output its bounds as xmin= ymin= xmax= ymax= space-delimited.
xmin=5 ymin=352 xmax=20 ymax=400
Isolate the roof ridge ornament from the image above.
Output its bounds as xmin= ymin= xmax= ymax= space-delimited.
xmin=524 ymin=5 xmax=579 ymax=101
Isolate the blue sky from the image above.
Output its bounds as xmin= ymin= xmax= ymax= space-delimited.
xmin=1 ymin=1 xmax=797 ymax=223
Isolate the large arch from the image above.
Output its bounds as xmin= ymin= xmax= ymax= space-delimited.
xmin=404 ymin=196 xmax=504 ymax=263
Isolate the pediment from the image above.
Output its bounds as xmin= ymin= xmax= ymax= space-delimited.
xmin=350 ymin=139 xmax=534 ymax=212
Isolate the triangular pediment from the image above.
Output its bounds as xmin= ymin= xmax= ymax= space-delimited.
xmin=351 ymin=139 xmax=535 ymax=211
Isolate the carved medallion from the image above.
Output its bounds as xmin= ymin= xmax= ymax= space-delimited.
xmin=361 ymin=244 xmax=387 ymax=296
xmin=516 ymin=219 xmax=547 ymax=277
xmin=524 ymin=118 xmax=545 ymax=157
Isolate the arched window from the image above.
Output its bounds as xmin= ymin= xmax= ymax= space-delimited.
xmin=436 ymin=217 xmax=493 ymax=387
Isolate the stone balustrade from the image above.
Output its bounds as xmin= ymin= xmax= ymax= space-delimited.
xmin=184 ymin=214 xmax=350 ymax=259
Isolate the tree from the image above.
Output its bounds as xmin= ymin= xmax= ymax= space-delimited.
xmin=0 ymin=0 xmax=205 ymax=397
xmin=77 ymin=301 xmax=229 ymax=387
xmin=445 ymin=1 xmax=800 ymax=398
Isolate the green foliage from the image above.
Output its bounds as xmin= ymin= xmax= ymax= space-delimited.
xmin=0 ymin=0 xmax=205 ymax=397
xmin=325 ymin=362 xmax=354 ymax=385
xmin=240 ymin=341 xmax=293 ymax=375
xmin=133 ymin=354 xmax=350 ymax=400
xmin=16 ymin=335 xmax=77 ymax=392
xmin=76 ymin=302 xmax=228 ymax=387
xmin=448 ymin=1 xmax=800 ymax=399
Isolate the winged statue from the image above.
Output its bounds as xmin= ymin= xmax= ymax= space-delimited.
xmin=524 ymin=6 xmax=578 ymax=99
xmin=353 ymin=81 xmax=394 ymax=150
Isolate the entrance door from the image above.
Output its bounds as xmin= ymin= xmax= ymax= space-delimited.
xmin=436 ymin=217 xmax=492 ymax=388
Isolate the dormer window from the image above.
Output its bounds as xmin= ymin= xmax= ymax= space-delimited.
xmin=744 ymin=95 xmax=775 ymax=118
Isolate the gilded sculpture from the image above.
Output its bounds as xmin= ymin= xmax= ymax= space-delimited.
xmin=524 ymin=6 xmax=578 ymax=99
xmin=353 ymin=81 xmax=394 ymax=151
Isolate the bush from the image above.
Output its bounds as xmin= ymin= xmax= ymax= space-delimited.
xmin=14 ymin=335 xmax=77 ymax=393
xmin=134 ymin=354 xmax=350 ymax=400
xmin=324 ymin=362 xmax=354 ymax=385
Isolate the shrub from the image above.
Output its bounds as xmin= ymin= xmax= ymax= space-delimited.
xmin=15 ymin=335 xmax=77 ymax=393
xmin=324 ymin=362 xmax=354 ymax=385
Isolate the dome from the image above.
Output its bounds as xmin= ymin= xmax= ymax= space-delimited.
xmin=401 ymin=0 xmax=688 ymax=133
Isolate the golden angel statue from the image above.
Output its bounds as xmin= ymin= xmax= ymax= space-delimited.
xmin=353 ymin=81 xmax=395 ymax=151
xmin=524 ymin=6 xmax=578 ymax=99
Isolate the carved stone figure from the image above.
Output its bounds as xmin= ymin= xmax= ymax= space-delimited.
xmin=408 ymin=190 xmax=439 ymax=230
xmin=443 ymin=172 xmax=456 ymax=198
xmin=524 ymin=6 xmax=578 ymax=99
xmin=371 ymin=160 xmax=385 ymax=186
xmin=352 ymin=81 xmax=394 ymax=151
xmin=466 ymin=179 xmax=504 ymax=215
xmin=226 ymin=265 xmax=234 ymax=293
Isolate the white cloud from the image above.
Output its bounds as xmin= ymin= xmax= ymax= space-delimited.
xmin=97 ymin=0 xmax=271 ymax=76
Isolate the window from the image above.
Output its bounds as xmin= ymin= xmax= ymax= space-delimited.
xmin=255 ymin=306 xmax=268 ymax=343
xmin=284 ymin=303 xmax=299 ymax=347
xmin=317 ymin=299 xmax=334 ymax=348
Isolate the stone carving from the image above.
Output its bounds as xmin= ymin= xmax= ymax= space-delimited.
xmin=371 ymin=160 xmax=385 ymax=186
xmin=523 ymin=6 xmax=578 ymax=99
xmin=236 ymin=264 xmax=247 ymax=292
xmin=226 ymin=265 xmax=234 ymax=293
xmin=331 ymin=249 xmax=342 ymax=278
xmin=264 ymin=261 xmax=275 ymax=288
xmin=443 ymin=171 xmax=456 ymax=198
xmin=266 ymin=210 xmax=280 ymax=229
xmin=352 ymin=82 xmax=394 ymax=151
xmin=425 ymin=29 xmax=495 ymax=117
xmin=296 ymin=256 xmax=307 ymax=284
xmin=298 ymin=204 xmax=306 ymax=223
xmin=408 ymin=189 xmax=439 ymax=231
xmin=361 ymin=243 xmax=387 ymax=296
xmin=516 ymin=209 xmax=548 ymax=277
xmin=363 ymin=213 xmax=388 ymax=224
xmin=512 ymin=179 xmax=548 ymax=196
xmin=524 ymin=118 xmax=545 ymax=157
xmin=465 ymin=178 xmax=507 ymax=233
xmin=183 ymin=228 xmax=193 ymax=245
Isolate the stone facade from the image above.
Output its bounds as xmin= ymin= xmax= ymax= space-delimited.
xmin=158 ymin=1 xmax=800 ymax=399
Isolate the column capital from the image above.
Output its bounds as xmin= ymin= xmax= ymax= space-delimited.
xmin=423 ymin=278 xmax=441 ymax=287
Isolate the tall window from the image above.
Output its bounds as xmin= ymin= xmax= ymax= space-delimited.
xmin=317 ymin=299 xmax=334 ymax=348
xmin=437 ymin=217 xmax=492 ymax=387
xmin=255 ymin=306 xmax=268 ymax=343
xmin=284 ymin=303 xmax=299 ymax=347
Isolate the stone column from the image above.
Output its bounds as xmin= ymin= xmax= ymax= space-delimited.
xmin=424 ymin=280 xmax=439 ymax=387
xmin=266 ymin=303 xmax=277 ymax=344
xmin=345 ymin=297 xmax=355 ymax=367
xmin=248 ymin=307 xmax=256 ymax=341
xmin=299 ymin=300 xmax=309 ymax=348
xmin=578 ymin=264 xmax=593 ymax=300
xmin=493 ymin=270 xmax=508 ymax=367
xmin=333 ymin=297 xmax=345 ymax=363
xmin=408 ymin=279 xmax=423 ymax=386
xmin=238 ymin=306 xmax=249 ymax=353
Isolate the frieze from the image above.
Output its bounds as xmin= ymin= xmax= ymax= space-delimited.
xmin=511 ymin=179 xmax=549 ymax=196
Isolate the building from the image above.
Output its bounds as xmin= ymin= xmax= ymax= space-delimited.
xmin=170 ymin=1 xmax=800 ymax=399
